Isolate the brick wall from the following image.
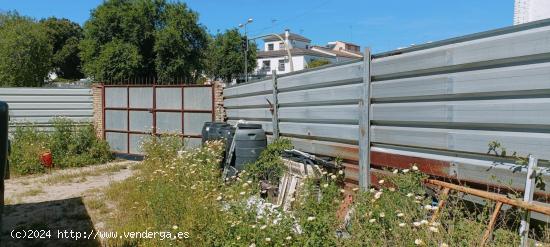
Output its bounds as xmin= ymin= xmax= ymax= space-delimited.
xmin=211 ymin=81 xmax=226 ymax=122
xmin=91 ymin=84 xmax=104 ymax=139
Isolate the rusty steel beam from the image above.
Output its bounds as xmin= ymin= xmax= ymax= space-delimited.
xmin=426 ymin=179 xmax=550 ymax=215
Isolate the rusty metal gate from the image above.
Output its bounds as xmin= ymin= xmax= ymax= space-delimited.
xmin=102 ymin=84 xmax=214 ymax=154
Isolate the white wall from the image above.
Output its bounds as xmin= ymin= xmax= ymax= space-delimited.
xmin=256 ymin=55 xmax=339 ymax=75
xmin=515 ymin=0 xmax=550 ymax=24
xmin=263 ymin=40 xmax=310 ymax=51
xmin=255 ymin=56 xmax=308 ymax=75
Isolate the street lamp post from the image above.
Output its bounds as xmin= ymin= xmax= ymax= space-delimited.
xmin=239 ymin=18 xmax=253 ymax=83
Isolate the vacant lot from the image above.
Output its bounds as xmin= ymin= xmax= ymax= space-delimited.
xmin=1 ymin=160 xmax=137 ymax=247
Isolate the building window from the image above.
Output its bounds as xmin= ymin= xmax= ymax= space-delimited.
xmin=262 ymin=61 xmax=271 ymax=71
xmin=279 ymin=42 xmax=285 ymax=49
xmin=268 ymin=43 xmax=274 ymax=51
xmin=278 ymin=59 xmax=285 ymax=71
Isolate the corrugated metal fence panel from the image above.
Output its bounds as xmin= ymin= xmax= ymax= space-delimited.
xmin=0 ymin=88 xmax=93 ymax=127
xmin=224 ymin=21 xmax=550 ymax=195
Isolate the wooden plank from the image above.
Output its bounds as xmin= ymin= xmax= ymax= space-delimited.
xmin=426 ymin=179 xmax=550 ymax=215
xmin=430 ymin=187 xmax=450 ymax=222
xmin=480 ymin=201 xmax=503 ymax=247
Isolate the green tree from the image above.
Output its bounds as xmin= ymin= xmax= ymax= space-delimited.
xmin=0 ymin=12 xmax=52 ymax=87
xmin=307 ymin=59 xmax=331 ymax=69
xmin=154 ymin=3 xmax=209 ymax=82
xmin=206 ymin=29 xmax=257 ymax=82
xmin=80 ymin=0 xmax=208 ymax=83
xmin=40 ymin=17 xmax=84 ymax=79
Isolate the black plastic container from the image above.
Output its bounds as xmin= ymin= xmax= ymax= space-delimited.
xmin=234 ymin=123 xmax=267 ymax=171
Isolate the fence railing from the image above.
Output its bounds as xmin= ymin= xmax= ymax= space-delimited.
xmin=224 ymin=19 xmax=550 ymax=211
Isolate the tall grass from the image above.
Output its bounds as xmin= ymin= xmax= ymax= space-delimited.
xmin=104 ymin=137 xmax=548 ymax=247
xmin=9 ymin=118 xmax=113 ymax=176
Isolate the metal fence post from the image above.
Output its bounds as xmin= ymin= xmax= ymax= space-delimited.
xmin=520 ymin=155 xmax=538 ymax=247
xmin=358 ymin=48 xmax=372 ymax=190
xmin=272 ymin=70 xmax=280 ymax=139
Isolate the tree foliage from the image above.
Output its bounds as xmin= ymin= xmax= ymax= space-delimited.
xmin=307 ymin=59 xmax=331 ymax=69
xmin=80 ymin=0 xmax=209 ymax=83
xmin=40 ymin=17 xmax=84 ymax=79
xmin=0 ymin=12 xmax=52 ymax=87
xmin=206 ymin=29 xmax=257 ymax=82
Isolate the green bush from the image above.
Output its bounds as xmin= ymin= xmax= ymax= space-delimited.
xmin=9 ymin=125 xmax=49 ymax=175
xmin=245 ymin=138 xmax=292 ymax=184
xmin=9 ymin=118 xmax=113 ymax=176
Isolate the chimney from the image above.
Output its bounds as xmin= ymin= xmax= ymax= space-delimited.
xmin=284 ymin=29 xmax=292 ymax=49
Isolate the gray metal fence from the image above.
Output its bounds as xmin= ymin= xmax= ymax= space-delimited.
xmin=103 ymin=85 xmax=214 ymax=155
xmin=224 ymin=19 xmax=550 ymax=200
xmin=0 ymin=88 xmax=93 ymax=128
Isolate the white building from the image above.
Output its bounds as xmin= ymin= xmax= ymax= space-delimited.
xmin=514 ymin=0 xmax=550 ymax=25
xmin=255 ymin=30 xmax=361 ymax=75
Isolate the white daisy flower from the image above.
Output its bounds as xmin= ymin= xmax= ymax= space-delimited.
xmin=414 ymin=239 xmax=424 ymax=245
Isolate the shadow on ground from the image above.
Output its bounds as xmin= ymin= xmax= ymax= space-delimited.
xmin=1 ymin=197 xmax=100 ymax=247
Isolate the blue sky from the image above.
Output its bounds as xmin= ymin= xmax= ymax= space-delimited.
xmin=0 ymin=0 xmax=513 ymax=53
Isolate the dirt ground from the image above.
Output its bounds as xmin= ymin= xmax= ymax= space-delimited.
xmin=1 ymin=160 xmax=138 ymax=247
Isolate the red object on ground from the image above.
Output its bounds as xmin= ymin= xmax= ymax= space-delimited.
xmin=40 ymin=152 xmax=53 ymax=168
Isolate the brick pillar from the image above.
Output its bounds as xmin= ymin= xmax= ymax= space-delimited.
xmin=91 ymin=84 xmax=104 ymax=139
xmin=212 ymin=81 xmax=226 ymax=122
